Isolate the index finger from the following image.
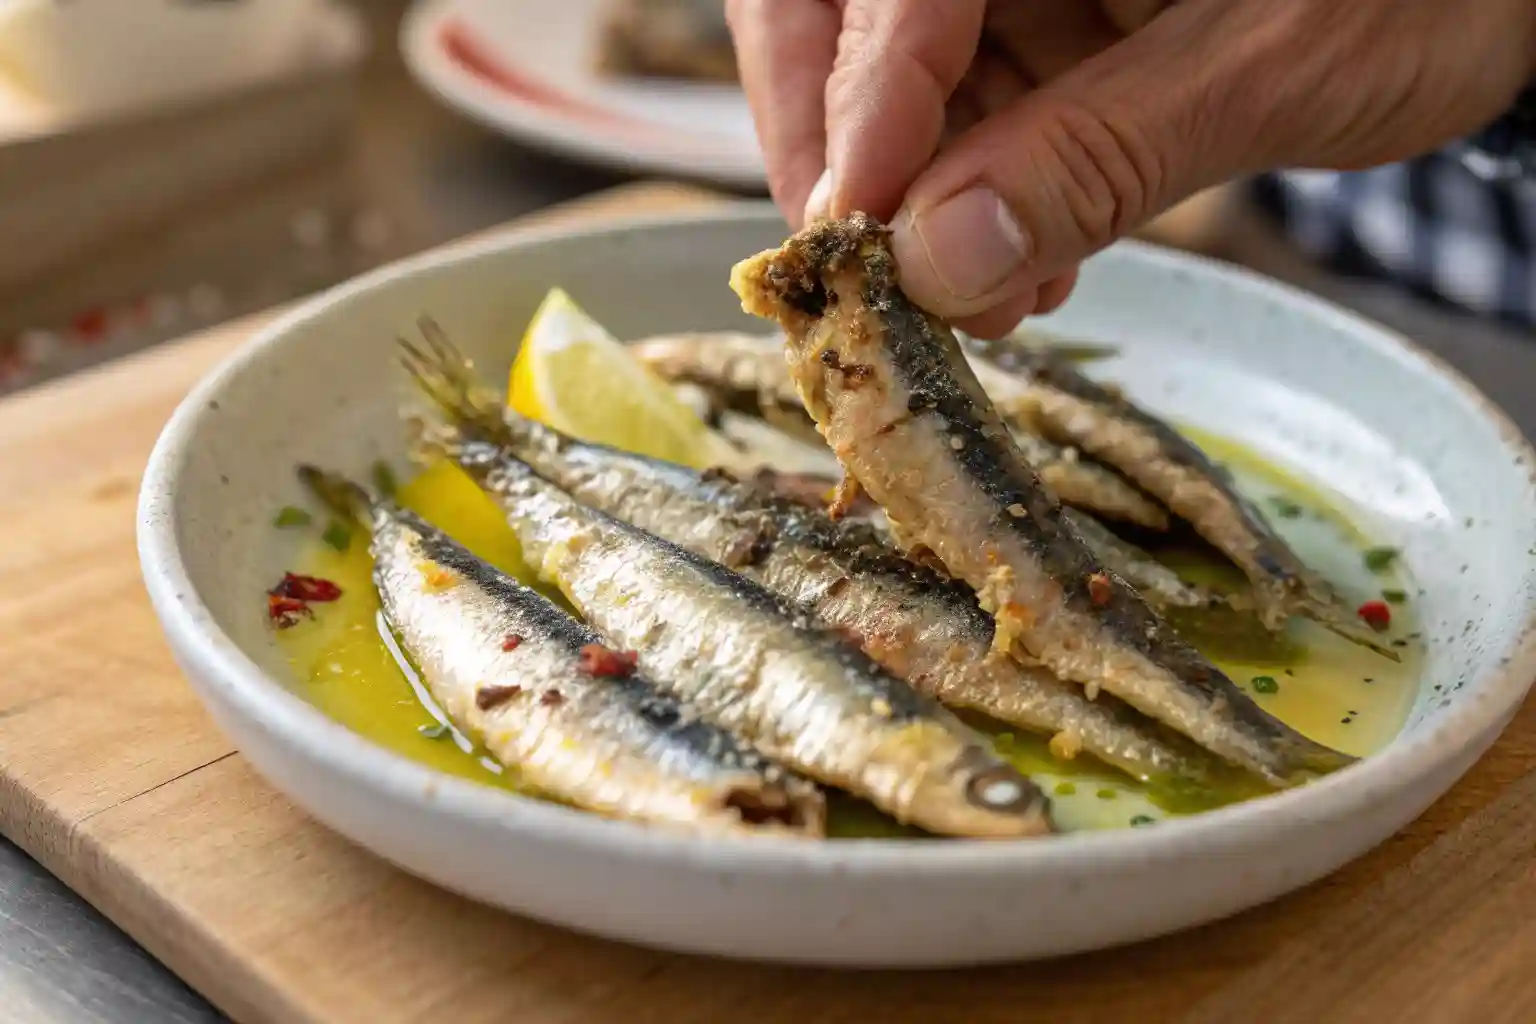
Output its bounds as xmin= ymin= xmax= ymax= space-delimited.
xmin=727 ymin=0 xmax=841 ymax=226
xmin=824 ymin=0 xmax=987 ymax=220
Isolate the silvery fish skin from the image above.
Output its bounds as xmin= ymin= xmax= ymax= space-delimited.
xmin=1060 ymin=508 xmax=1222 ymax=612
xmin=631 ymin=330 xmax=1170 ymax=529
xmin=730 ymin=214 xmax=1353 ymax=785
xmin=965 ymin=336 xmax=1336 ymax=631
xmin=297 ymin=467 xmax=824 ymax=836
xmin=739 ymin=466 xmax=1219 ymax=617
xmin=428 ymin=441 xmax=1052 ymax=837
xmin=458 ymin=409 xmax=1214 ymax=785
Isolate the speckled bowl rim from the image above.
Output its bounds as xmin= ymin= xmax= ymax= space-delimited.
xmin=139 ymin=204 xmax=1536 ymax=876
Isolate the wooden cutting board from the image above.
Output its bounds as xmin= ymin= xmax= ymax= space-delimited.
xmin=1 ymin=180 xmax=1533 ymax=1024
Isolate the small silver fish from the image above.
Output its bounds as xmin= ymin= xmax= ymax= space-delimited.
xmin=731 ymin=213 xmax=1354 ymax=786
xmin=404 ymin=363 xmax=1051 ymax=836
xmin=631 ymin=329 xmax=1170 ymax=530
xmin=397 ymin=328 xmax=1215 ymax=785
xmin=966 ymin=337 xmax=1339 ymax=630
xmin=297 ymin=465 xmax=824 ymax=836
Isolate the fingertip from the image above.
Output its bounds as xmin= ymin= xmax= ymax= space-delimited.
xmin=1035 ymin=268 xmax=1080 ymax=314
xmin=953 ymin=291 xmax=1042 ymax=340
xmin=802 ymin=168 xmax=833 ymax=224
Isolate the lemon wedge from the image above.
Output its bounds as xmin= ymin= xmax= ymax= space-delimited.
xmin=508 ymin=288 xmax=738 ymax=470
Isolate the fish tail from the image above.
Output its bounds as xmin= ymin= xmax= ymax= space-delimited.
xmin=397 ymin=315 xmax=507 ymax=439
xmin=1285 ymin=733 xmax=1358 ymax=777
xmin=296 ymin=464 xmax=372 ymax=524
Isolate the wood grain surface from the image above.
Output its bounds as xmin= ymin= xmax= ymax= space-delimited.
xmin=0 ymin=180 xmax=1531 ymax=1024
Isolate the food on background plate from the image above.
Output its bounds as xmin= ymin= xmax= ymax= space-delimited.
xmin=594 ymin=0 xmax=737 ymax=83
xmin=270 ymin=268 xmax=1419 ymax=837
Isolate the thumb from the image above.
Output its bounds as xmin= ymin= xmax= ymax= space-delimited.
xmin=889 ymin=1 xmax=1271 ymax=319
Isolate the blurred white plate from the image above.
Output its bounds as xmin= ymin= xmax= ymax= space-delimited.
xmin=401 ymin=0 xmax=764 ymax=188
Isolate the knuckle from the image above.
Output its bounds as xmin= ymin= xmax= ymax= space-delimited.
xmin=1031 ymin=98 xmax=1165 ymax=250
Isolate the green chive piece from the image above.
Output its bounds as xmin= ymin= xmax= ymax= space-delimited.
xmin=1268 ymin=497 xmax=1304 ymax=519
xmin=1382 ymin=588 xmax=1409 ymax=604
xmin=1054 ymin=782 xmax=1077 ymax=796
xmin=1096 ymin=788 xmax=1117 ymax=800
xmin=1129 ymin=815 xmax=1155 ymax=827
xmin=322 ymin=521 xmax=351 ymax=552
xmin=418 ymin=722 xmax=450 ymax=740
xmin=1363 ymin=546 xmax=1399 ymax=573
xmin=273 ymin=505 xmax=311 ymax=528
xmin=1251 ymin=675 xmax=1279 ymax=694
xmin=371 ymin=460 xmax=399 ymax=499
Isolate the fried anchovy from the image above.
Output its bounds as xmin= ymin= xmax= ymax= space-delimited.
xmin=296 ymin=465 xmax=823 ymax=835
xmin=398 ymin=330 xmax=1215 ymax=785
xmin=406 ymin=359 xmax=1052 ymax=836
xmin=631 ymin=329 xmax=1170 ymax=529
xmin=731 ymin=213 xmax=1354 ymax=785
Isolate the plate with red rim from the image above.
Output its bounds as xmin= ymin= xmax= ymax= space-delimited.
xmin=138 ymin=205 xmax=1536 ymax=966
xmin=401 ymin=0 xmax=764 ymax=188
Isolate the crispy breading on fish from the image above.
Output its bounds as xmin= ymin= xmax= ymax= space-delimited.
xmin=297 ymin=465 xmax=823 ymax=835
xmin=730 ymin=214 xmax=1354 ymax=785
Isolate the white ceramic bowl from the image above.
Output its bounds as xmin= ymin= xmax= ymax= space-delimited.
xmin=138 ymin=205 xmax=1536 ymax=966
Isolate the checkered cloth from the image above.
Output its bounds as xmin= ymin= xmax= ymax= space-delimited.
xmin=1253 ymin=154 xmax=1536 ymax=329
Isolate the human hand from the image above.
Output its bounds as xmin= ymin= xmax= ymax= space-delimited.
xmin=727 ymin=0 xmax=1536 ymax=336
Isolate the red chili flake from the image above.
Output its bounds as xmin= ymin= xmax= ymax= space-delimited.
xmin=1086 ymin=572 xmax=1113 ymax=608
xmin=71 ymin=307 xmax=109 ymax=342
xmin=266 ymin=594 xmax=313 ymax=629
xmin=1357 ymin=600 xmax=1392 ymax=632
xmin=270 ymin=573 xmax=343 ymax=603
xmin=540 ymin=689 xmax=565 ymax=707
xmin=501 ymin=634 xmax=523 ymax=652
xmin=476 ymin=684 xmax=522 ymax=710
xmin=578 ymin=643 xmax=638 ymax=678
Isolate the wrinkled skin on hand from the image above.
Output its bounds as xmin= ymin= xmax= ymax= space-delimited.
xmin=727 ymin=0 xmax=1536 ymax=335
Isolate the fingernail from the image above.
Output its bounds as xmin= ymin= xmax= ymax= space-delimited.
xmin=803 ymin=168 xmax=833 ymax=223
xmin=892 ymin=188 xmax=1030 ymax=302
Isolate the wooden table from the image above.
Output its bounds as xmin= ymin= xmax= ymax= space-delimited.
xmin=1 ymin=181 xmax=1534 ymax=1024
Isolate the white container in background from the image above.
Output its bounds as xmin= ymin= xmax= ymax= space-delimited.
xmin=0 ymin=0 xmax=320 ymax=118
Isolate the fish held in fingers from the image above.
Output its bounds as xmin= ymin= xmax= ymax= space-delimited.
xmin=296 ymin=465 xmax=824 ymax=835
xmin=730 ymin=213 xmax=1354 ymax=785
xmin=632 ymin=329 xmax=1169 ymax=529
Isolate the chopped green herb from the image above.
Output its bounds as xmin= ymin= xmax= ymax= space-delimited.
xmin=1129 ymin=815 xmax=1155 ymax=827
xmin=418 ymin=722 xmax=450 ymax=740
xmin=1267 ymin=496 xmax=1304 ymax=519
xmin=1096 ymin=788 xmax=1117 ymax=800
xmin=1382 ymin=588 xmax=1408 ymax=604
xmin=272 ymin=505 xmax=311 ymax=528
xmin=322 ymin=521 xmax=351 ymax=552
xmin=371 ymin=460 xmax=399 ymax=498
xmin=1054 ymin=782 xmax=1077 ymax=796
xmin=1251 ymin=675 xmax=1279 ymax=694
xmin=1363 ymin=546 xmax=1399 ymax=573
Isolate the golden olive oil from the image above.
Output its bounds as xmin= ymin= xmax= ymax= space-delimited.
xmin=276 ymin=438 xmax=1420 ymax=836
